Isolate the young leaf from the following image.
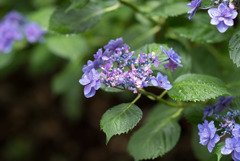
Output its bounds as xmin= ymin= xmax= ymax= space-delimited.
xmin=212 ymin=142 xmax=225 ymax=161
xmin=168 ymin=74 xmax=229 ymax=102
xmin=100 ymin=103 xmax=142 ymax=144
xmin=127 ymin=107 xmax=182 ymax=160
xmin=49 ymin=4 xmax=103 ymax=34
xmin=229 ymin=30 xmax=240 ymax=67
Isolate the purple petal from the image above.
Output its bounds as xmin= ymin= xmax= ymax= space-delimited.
xmin=208 ymin=8 xmax=220 ymax=18
xmin=85 ymin=88 xmax=96 ymax=98
xmin=79 ymin=74 xmax=90 ymax=85
xmin=151 ymin=79 xmax=158 ymax=86
xmin=233 ymin=151 xmax=240 ymax=160
xmin=217 ymin=21 xmax=229 ymax=33
xmin=224 ymin=18 xmax=234 ymax=26
xmin=84 ymin=84 xmax=92 ymax=96
xmin=221 ymin=146 xmax=233 ymax=155
xmin=211 ymin=18 xmax=219 ymax=25
xmin=230 ymin=10 xmax=238 ymax=19
xmin=94 ymin=80 xmax=101 ymax=90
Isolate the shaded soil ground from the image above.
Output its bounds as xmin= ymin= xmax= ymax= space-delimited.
xmin=0 ymin=67 xmax=198 ymax=161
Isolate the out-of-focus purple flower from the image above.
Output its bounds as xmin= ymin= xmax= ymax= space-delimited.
xmin=221 ymin=137 xmax=240 ymax=161
xmin=208 ymin=3 xmax=238 ymax=33
xmin=79 ymin=68 xmax=101 ymax=98
xmin=214 ymin=96 xmax=233 ymax=113
xmin=160 ymin=46 xmax=182 ymax=72
xmin=82 ymin=60 xmax=94 ymax=73
xmin=232 ymin=124 xmax=240 ymax=138
xmin=187 ymin=0 xmax=202 ymax=19
xmin=198 ymin=120 xmax=220 ymax=152
xmin=202 ymin=105 xmax=214 ymax=120
xmin=151 ymin=72 xmax=172 ymax=90
xmin=0 ymin=21 xmax=23 ymax=53
xmin=23 ymin=22 xmax=45 ymax=43
xmin=3 ymin=10 xmax=25 ymax=25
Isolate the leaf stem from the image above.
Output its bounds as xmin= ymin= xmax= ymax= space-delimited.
xmin=127 ymin=94 xmax=141 ymax=109
xmin=157 ymin=90 xmax=168 ymax=99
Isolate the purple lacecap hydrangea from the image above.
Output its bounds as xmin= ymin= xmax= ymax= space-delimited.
xmin=79 ymin=68 xmax=101 ymax=98
xmin=208 ymin=3 xmax=238 ymax=33
xmin=24 ymin=22 xmax=45 ymax=43
xmin=160 ymin=46 xmax=182 ymax=72
xmin=80 ymin=38 xmax=181 ymax=98
xmin=198 ymin=120 xmax=220 ymax=152
xmin=0 ymin=11 xmax=46 ymax=53
xmin=187 ymin=0 xmax=202 ymax=19
xmin=221 ymin=137 xmax=240 ymax=161
xmin=151 ymin=72 xmax=172 ymax=90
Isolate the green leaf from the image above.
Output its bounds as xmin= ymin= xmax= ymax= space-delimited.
xmin=100 ymin=103 xmax=143 ymax=144
xmin=28 ymin=7 xmax=55 ymax=28
xmin=52 ymin=61 xmax=82 ymax=94
xmin=149 ymin=2 xmax=189 ymax=18
xmin=123 ymin=25 xmax=156 ymax=50
xmin=127 ymin=107 xmax=182 ymax=160
xmin=66 ymin=0 xmax=89 ymax=12
xmin=168 ymin=74 xmax=229 ymax=102
xmin=229 ymin=30 xmax=240 ymax=67
xmin=173 ymin=13 xmax=232 ymax=43
xmin=184 ymin=104 xmax=204 ymax=125
xmin=146 ymin=103 xmax=180 ymax=123
xmin=212 ymin=142 xmax=225 ymax=161
xmin=49 ymin=4 xmax=103 ymax=34
xmin=0 ymin=53 xmax=14 ymax=69
xmin=46 ymin=34 xmax=88 ymax=60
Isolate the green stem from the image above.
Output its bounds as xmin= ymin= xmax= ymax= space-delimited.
xmin=119 ymin=0 xmax=141 ymax=13
xmin=104 ymin=2 xmax=121 ymax=12
xmin=127 ymin=94 xmax=141 ymax=109
xmin=157 ymin=90 xmax=167 ymax=99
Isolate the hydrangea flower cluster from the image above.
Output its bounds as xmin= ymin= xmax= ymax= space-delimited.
xmin=187 ymin=0 xmax=238 ymax=33
xmin=79 ymin=37 xmax=182 ymax=98
xmin=198 ymin=96 xmax=240 ymax=161
xmin=0 ymin=11 xmax=45 ymax=53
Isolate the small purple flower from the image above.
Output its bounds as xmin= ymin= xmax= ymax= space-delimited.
xmin=208 ymin=3 xmax=238 ymax=33
xmin=103 ymin=37 xmax=129 ymax=56
xmin=82 ymin=60 xmax=94 ymax=73
xmin=214 ymin=96 xmax=233 ymax=113
xmin=0 ymin=21 xmax=23 ymax=53
xmin=232 ymin=124 xmax=240 ymax=138
xmin=23 ymin=22 xmax=45 ymax=43
xmin=3 ymin=11 xmax=25 ymax=25
xmin=198 ymin=120 xmax=220 ymax=152
xmin=151 ymin=72 xmax=172 ymax=90
xmin=160 ymin=46 xmax=182 ymax=72
xmin=187 ymin=0 xmax=202 ymax=19
xmin=202 ymin=105 xmax=214 ymax=120
xmin=221 ymin=137 xmax=240 ymax=161
xmin=79 ymin=68 xmax=101 ymax=98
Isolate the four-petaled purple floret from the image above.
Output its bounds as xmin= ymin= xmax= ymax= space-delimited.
xmin=151 ymin=72 xmax=172 ymax=90
xmin=187 ymin=0 xmax=202 ymax=19
xmin=221 ymin=137 xmax=240 ymax=161
xmin=208 ymin=3 xmax=238 ymax=33
xmin=214 ymin=96 xmax=233 ymax=113
xmin=198 ymin=120 xmax=220 ymax=152
xmin=160 ymin=46 xmax=182 ymax=72
xmin=79 ymin=68 xmax=101 ymax=98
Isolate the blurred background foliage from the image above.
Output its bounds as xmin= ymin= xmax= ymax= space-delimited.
xmin=0 ymin=0 xmax=239 ymax=160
